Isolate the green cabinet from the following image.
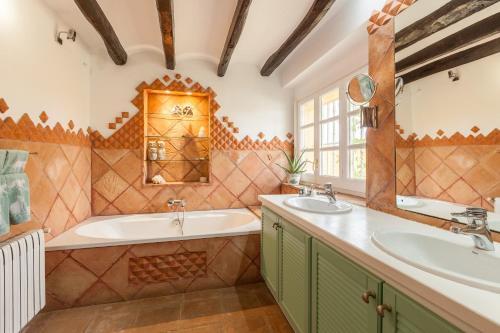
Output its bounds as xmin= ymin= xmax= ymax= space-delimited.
xmin=280 ymin=218 xmax=311 ymax=333
xmin=312 ymin=239 xmax=382 ymax=333
xmin=261 ymin=207 xmax=461 ymax=333
xmin=380 ymin=284 xmax=461 ymax=333
xmin=261 ymin=207 xmax=280 ymax=299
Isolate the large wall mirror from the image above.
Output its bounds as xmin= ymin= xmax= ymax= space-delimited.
xmin=394 ymin=0 xmax=500 ymax=230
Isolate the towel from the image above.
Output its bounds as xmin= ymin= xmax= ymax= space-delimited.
xmin=0 ymin=150 xmax=30 ymax=235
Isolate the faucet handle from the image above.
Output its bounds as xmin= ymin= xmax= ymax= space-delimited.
xmin=324 ymin=183 xmax=333 ymax=192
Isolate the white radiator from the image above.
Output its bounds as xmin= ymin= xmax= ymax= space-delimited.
xmin=0 ymin=230 xmax=45 ymax=333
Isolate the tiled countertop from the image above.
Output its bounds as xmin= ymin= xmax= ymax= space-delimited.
xmin=259 ymin=194 xmax=500 ymax=333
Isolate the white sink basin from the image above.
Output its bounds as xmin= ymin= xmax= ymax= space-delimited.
xmin=372 ymin=231 xmax=500 ymax=293
xmin=284 ymin=197 xmax=352 ymax=214
xmin=397 ymin=195 xmax=423 ymax=209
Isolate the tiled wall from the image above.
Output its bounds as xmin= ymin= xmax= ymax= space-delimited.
xmin=0 ymin=111 xmax=92 ymax=241
xmin=45 ymin=234 xmax=261 ymax=310
xmin=91 ymin=148 xmax=287 ymax=214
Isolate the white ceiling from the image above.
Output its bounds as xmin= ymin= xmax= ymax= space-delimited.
xmin=41 ymin=0 xmax=343 ymax=68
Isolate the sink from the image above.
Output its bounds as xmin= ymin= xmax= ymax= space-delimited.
xmin=284 ymin=197 xmax=352 ymax=214
xmin=397 ymin=195 xmax=423 ymax=209
xmin=372 ymin=231 xmax=500 ymax=293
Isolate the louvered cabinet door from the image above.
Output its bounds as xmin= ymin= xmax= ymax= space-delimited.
xmin=261 ymin=207 xmax=280 ymax=299
xmin=381 ymin=284 xmax=461 ymax=333
xmin=280 ymin=218 xmax=312 ymax=333
xmin=312 ymin=239 xmax=382 ymax=333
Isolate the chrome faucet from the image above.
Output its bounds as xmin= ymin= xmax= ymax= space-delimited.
xmin=316 ymin=183 xmax=337 ymax=204
xmin=450 ymin=208 xmax=495 ymax=251
xmin=167 ymin=199 xmax=186 ymax=208
xmin=168 ymin=199 xmax=186 ymax=235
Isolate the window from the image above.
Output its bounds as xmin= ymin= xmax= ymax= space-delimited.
xmin=296 ymin=74 xmax=367 ymax=196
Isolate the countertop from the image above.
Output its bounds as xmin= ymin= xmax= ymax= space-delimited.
xmin=259 ymin=194 xmax=500 ymax=333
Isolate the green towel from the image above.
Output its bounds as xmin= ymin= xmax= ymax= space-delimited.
xmin=0 ymin=150 xmax=31 ymax=235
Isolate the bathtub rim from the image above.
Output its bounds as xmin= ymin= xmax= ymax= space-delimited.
xmin=45 ymin=208 xmax=261 ymax=252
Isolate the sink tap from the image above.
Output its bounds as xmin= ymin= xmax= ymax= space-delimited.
xmin=316 ymin=183 xmax=337 ymax=204
xmin=299 ymin=184 xmax=314 ymax=197
xmin=450 ymin=208 xmax=495 ymax=251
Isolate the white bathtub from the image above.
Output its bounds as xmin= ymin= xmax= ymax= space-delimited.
xmin=46 ymin=208 xmax=261 ymax=251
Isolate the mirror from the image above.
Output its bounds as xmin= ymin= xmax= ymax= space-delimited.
xmin=347 ymin=74 xmax=377 ymax=105
xmin=394 ymin=0 xmax=500 ymax=230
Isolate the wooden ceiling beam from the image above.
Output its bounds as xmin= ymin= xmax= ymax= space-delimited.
xmin=74 ymin=0 xmax=127 ymax=65
xmin=396 ymin=13 xmax=500 ymax=73
xmin=217 ymin=0 xmax=253 ymax=77
xmin=156 ymin=0 xmax=175 ymax=70
xmin=400 ymin=37 xmax=500 ymax=85
xmin=260 ymin=0 xmax=335 ymax=77
xmin=395 ymin=0 xmax=499 ymax=53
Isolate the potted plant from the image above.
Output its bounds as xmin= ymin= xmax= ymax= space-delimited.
xmin=276 ymin=150 xmax=307 ymax=185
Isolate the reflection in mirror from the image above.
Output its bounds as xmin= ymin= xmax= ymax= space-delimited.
xmin=394 ymin=0 xmax=500 ymax=231
xmin=346 ymin=74 xmax=377 ymax=105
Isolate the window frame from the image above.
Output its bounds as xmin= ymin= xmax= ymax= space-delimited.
xmin=294 ymin=73 xmax=366 ymax=197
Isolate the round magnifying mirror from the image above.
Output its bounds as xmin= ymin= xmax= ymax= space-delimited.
xmin=347 ymin=74 xmax=377 ymax=106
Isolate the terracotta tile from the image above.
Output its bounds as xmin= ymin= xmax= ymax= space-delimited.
xmin=430 ymin=146 xmax=457 ymax=160
xmin=45 ymin=250 xmax=70 ymax=275
xmin=446 ymin=180 xmax=480 ymax=205
xmin=72 ymin=149 xmax=90 ymax=186
xmin=44 ymin=197 xmax=71 ymax=236
xmin=416 ymin=177 xmax=443 ymax=199
xmin=91 ymin=190 xmax=109 ymax=215
xmin=132 ymin=296 xmax=181 ymax=328
xmin=211 ymin=152 xmax=236 ymax=181
xmin=93 ymin=170 xmax=129 ymax=202
xmin=415 ymin=148 xmax=441 ymax=175
xmin=113 ymin=151 xmax=142 ymax=181
xmin=177 ymin=186 xmax=206 ymax=209
xmin=396 ymin=164 xmax=414 ymax=186
xmin=444 ymin=147 xmax=478 ymax=176
xmin=72 ymin=190 xmax=91 ymax=222
xmin=132 ymin=282 xmax=178 ymax=299
xmin=76 ymin=281 xmax=124 ymax=307
xmin=91 ymin=151 xmax=110 ymax=184
xmin=430 ymin=164 xmax=459 ymax=190
xmin=253 ymin=168 xmax=281 ymax=194
xmin=181 ymin=237 xmax=229 ymax=263
xmin=239 ymin=184 xmax=261 ymax=206
xmin=93 ymin=149 xmax=129 ymax=166
xmin=130 ymin=241 xmax=181 ymax=257
xmin=209 ymin=242 xmax=251 ymax=285
xmin=180 ymin=298 xmax=224 ymax=320
xmin=186 ymin=268 xmax=228 ymax=292
xmin=71 ymin=245 xmax=128 ymax=276
xmin=464 ymin=165 xmax=497 ymax=196
xmin=60 ymin=145 xmax=81 ymax=165
xmin=113 ymin=186 xmax=148 ymax=214
xmin=46 ymin=257 xmax=97 ymax=306
xmin=59 ymin=172 xmax=81 ymax=210
xmin=101 ymin=251 xmax=144 ymax=299
xmin=30 ymin=173 xmax=58 ymax=223
xmin=231 ymin=234 xmax=260 ymax=260
xmin=44 ymin=146 xmax=72 ymax=191
xmin=238 ymin=154 xmax=267 ymax=180
xmin=224 ymin=168 xmax=251 ymax=197
xmin=206 ymin=185 xmax=237 ymax=209
xmin=482 ymin=149 xmax=500 ymax=177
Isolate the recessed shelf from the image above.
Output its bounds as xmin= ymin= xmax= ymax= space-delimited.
xmin=147 ymin=114 xmax=209 ymax=121
xmin=145 ymin=136 xmax=209 ymax=140
xmin=146 ymin=159 xmax=209 ymax=162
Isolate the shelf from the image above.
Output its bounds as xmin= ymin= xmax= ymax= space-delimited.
xmin=146 ymin=159 xmax=209 ymax=162
xmin=146 ymin=136 xmax=209 ymax=140
xmin=147 ymin=114 xmax=209 ymax=121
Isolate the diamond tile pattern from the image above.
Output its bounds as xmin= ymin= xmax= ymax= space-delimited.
xmin=0 ymin=138 xmax=91 ymax=239
xmin=45 ymin=234 xmax=262 ymax=310
xmin=91 ymin=148 xmax=289 ymax=215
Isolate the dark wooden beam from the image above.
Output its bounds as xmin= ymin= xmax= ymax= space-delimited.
xmin=217 ymin=0 xmax=252 ymax=77
xmin=397 ymin=13 xmax=500 ymax=73
xmin=395 ymin=0 xmax=499 ymax=53
xmin=260 ymin=0 xmax=335 ymax=76
xmin=156 ymin=0 xmax=175 ymax=70
xmin=400 ymin=37 xmax=500 ymax=84
xmin=74 ymin=0 xmax=127 ymax=65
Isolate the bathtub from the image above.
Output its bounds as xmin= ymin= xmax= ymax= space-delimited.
xmin=46 ymin=208 xmax=261 ymax=251
xmin=45 ymin=208 xmax=263 ymax=309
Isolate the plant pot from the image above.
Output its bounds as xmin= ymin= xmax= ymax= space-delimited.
xmin=287 ymin=173 xmax=301 ymax=185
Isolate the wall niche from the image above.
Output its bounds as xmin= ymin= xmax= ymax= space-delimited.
xmin=143 ymin=89 xmax=211 ymax=185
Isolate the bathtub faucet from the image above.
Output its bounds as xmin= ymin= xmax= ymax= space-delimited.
xmin=167 ymin=199 xmax=186 ymax=208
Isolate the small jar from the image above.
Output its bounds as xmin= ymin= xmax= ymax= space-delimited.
xmin=148 ymin=142 xmax=158 ymax=161
xmin=157 ymin=141 xmax=166 ymax=160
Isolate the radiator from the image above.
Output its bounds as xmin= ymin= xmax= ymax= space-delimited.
xmin=0 ymin=230 xmax=45 ymax=333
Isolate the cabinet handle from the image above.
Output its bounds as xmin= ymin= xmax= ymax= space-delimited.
xmin=361 ymin=291 xmax=376 ymax=304
xmin=272 ymin=223 xmax=279 ymax=230
xmin=376 ymin=304 xmax=392 ymax=317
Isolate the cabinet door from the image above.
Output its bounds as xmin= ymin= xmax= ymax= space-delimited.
xmin=280 ymin=218 xmax=311 ymax=333
xmin=381 ymin=284 xmax=461 ymax=333
xmin=261 ymin=207 xmax=280 ymax=299
xmin=312 ymin=239 xmax=382 ymax=333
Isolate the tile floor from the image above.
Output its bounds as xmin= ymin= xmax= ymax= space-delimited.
xmin=23 ymin=283 xmax=293 ymax=333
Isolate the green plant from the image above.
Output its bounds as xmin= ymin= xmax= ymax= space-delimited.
xmin=276 ymin=150 xmax=307 ymax=174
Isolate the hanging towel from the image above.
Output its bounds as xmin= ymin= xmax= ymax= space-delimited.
xmin=0 ymin=150 xmax=30 ymax=235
